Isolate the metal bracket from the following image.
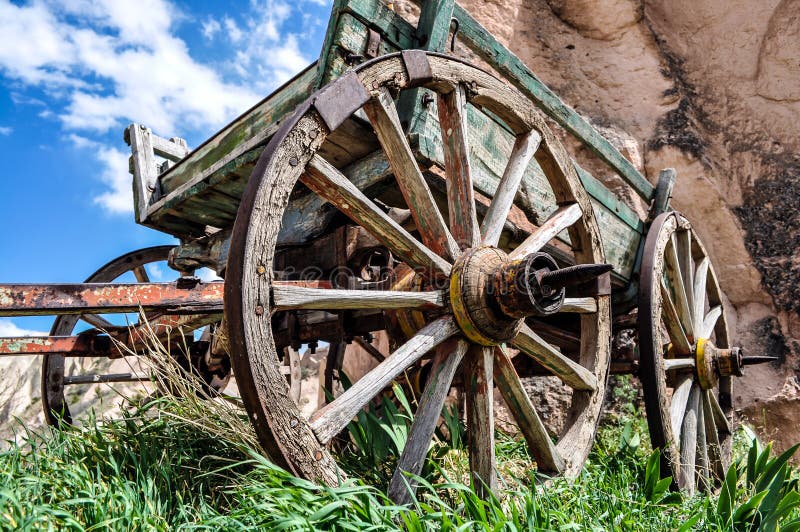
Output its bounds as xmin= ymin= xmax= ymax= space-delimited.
xmin=313 ymin=70 xmax=371 ymax=132
xmin=365 ymin=28 xmax=381 ymax=58
xmin=402 ymin=50 xmax=433 ymax=88
xmin=574 ymin=271 xmax=612 ymax=297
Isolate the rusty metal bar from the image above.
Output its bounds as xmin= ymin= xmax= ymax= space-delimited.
xmin=0 ymin=335 xmax=117 ymax=357
xmin=0 ymin=281 xmax=224 ymax=317
xmin=64 ymin=373 xmax=151 ymax=385
xmin=0 ymin=312 xmax=222 ymax=358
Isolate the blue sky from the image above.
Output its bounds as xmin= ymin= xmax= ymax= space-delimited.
xmin=0 ymin=0 xmax=333 ymax=335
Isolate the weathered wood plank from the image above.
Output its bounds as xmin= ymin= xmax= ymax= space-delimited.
xmin=494 ymin=346 xmax=564 ymax=473
xmin=389 ymin=337 xmax=467 ymax=504
xmin=510 ymin=203 xmax=581 ymax=259
xmin=310 ymin=316 xmax=459 ymax=443
xmin=676 ymin=228 xmax=694 ymax=314
xmin=660 ymin=279 xmax=692 ymax=355
xmin=679 ymin=384 xmax=700 ymax=492
xmin=665 ymin=236 xmax=695 ymax=340
xmin=512 ymin=324 xmax=597 ymax=391
xmin=438 ymin=84 xmax=480 ymax=248
xmin=127 ymin=123 xmax=159 ymax=225
xmin=271 ymin=286 xmax=445 ymax=311
xmin=481 ymin=130 xmax=540 ymax=246
xmin=692 ymin=257 xmax=710 ymax=334
xmin=696 ymin=392 xmax=710 ymax=491
xmin=453 ymin=4 xmax=655 ymax=201
xmin=707 ymin=390 xmax=731 ymax=434
xmin=663 ymin=358 xmax=695 ymax=371
xmin=465 ymin=345 xmax=497 ymax=497
xmin=364 ymin=87 xmax=459 ymax=260
xmin=158 ymin=64 xmax=318 ymax=199
xmin=700 ymin=306 xmax=722 ymax=340
xmin=670 ymin=375 xmax=693 ymax=442
xmin=702 ymin=390 xmax=726 ymax=480
xmin=301 ymin=154 xmax=451 ymax=276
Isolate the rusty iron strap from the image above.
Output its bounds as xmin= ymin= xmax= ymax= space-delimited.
xmin=0 ymin=281 xmax=224 ymax=317
xmin=0 ymin=335 xmax=117 ymax=357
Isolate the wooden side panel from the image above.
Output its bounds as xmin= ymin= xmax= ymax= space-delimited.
xmin=418 ymin=102 xmax=642 ymax=280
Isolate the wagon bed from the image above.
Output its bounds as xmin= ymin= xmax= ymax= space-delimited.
xmin=129 ymin=0 xmax=650 ymax=295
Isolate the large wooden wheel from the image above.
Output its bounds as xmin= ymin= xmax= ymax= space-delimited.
xmin=639 ymin=211 xmax=735 ymax=493
xmin=43 ymin=246 xmax=228 ymax=425
xmin=225 ymin=51 xmax=611 ymax=500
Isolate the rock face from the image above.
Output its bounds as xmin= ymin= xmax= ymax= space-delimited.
xmin=447 ymin=0 xmax=800 ymax=449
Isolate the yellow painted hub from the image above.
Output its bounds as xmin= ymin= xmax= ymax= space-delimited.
xmin=695 ymin=338 xmax=719 ymax=390
xmin=449 ymin=247 xmax=522 ymax=346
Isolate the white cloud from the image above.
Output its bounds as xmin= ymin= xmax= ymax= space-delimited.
xmin=0 ymin=0 xmax=261 ymax=135
xmin=0 ymin=319 xmax=47 ymax=336
xmin=92 ymin=146 xmax=134 ymax=213
xmin=224 ymin=17 xmax=243 ymax=43
xmin=0 ymin=126 xmax=11 ymax=135
xmin=0 ymin=0 xmax=324 ymax=214
xmin=202 ymin=18 xmax=221 ymax=40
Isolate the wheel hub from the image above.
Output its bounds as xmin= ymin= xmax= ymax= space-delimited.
xmin=695 ymin=338 xmax=743 ymax=390
xmin=448 ymin=247 xmax=611 ymax=346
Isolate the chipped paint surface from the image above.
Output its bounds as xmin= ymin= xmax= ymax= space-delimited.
xmin=0 ymin=281 xmax=224 ymax=317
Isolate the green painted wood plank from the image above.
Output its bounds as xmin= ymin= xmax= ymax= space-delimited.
xmin=416 ymin=0 xmax=454 ymax=52
xmin=416 ymin=100 xmax=641 ymax=280
xmin=452 ymin=4 xmax=655 ymax=202
xmin=157 ymin=63 xmax=318 ymax=198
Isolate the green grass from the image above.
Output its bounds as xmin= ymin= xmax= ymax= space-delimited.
xmin=2 ymin=376 xmax=800 ymax=530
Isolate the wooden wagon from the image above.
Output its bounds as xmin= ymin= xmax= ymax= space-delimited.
xmin=0 ymin=0 xmax=765 ymax=499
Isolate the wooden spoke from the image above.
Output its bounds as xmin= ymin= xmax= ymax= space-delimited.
xmin=660 ymin=280 xmax=692 ymax=355
xmin=494 ymin=346 xmax=564 ymax=474
xmin=271 ymin=285 xmax=446 ymax=312
xmin=700 ymin=306 xmax=723 ymax=340
xmin=706 ymin=390 xmax=732 ymax=434
xmin=692 ymin=257 xmax=710 ymax=334
xmin=663 ymin=358 xmax=696 ymax=371
xmin=364 ymin=87 xmax=459 ymax=260
xmin=133 ymin=266 xmax=150 ymax=283
xmin=465 ymin=345 xmax=497 ymax=497
xmin=679 ymin=384 xmax=701 ymax=493
xmin=676 ymin=230 xmax=694 ymax=314
xmin=512 ymin=324 xmax=597 ymax=391
xmin=481 ymin=130 xmax=541 ymax=247
xmin=696 ymin=394 xmax=710 ymax=491
xmin=510 ymin=203 xmax=582 ymax=259
xmin=310 ymin=316 xmax=459 ymax=444
xmin=561 ymin=297 xmax=597 ymax=314
xmin=664 ymin=238 xmax=694 ymax=340
xmin=389 ymin=338 xmax=468 ymax=504
xmin=703 ymin=390 xmax=726 ymax=480
xmin=437 ymin=84 xmax=480 ymax=248
xmin=352 ymin=336 xmax=386 ymax=363
xmin=80 ymin=313 xmax=116 ymax=331
xmin=303 ymin=155 xmax=451 ymax=276
xmin=670 ymin=375 xmax=694 ymax=441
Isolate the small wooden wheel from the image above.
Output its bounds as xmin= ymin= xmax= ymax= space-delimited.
xmin=43 ymin=246 xmax=229 ymax=426
xmin=226 ymin=51 xmax=611 ymax=499
xmin=639 ymin=211 xmax=734 ymax=493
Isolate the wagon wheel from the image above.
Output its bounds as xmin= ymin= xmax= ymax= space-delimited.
xmin=226 ymin=51 xmax=611 ymax=499
xmin=639 ymin=211 xmax=742 ymax=493
xmin=42 ymin=246 xmax=230 ymax=426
